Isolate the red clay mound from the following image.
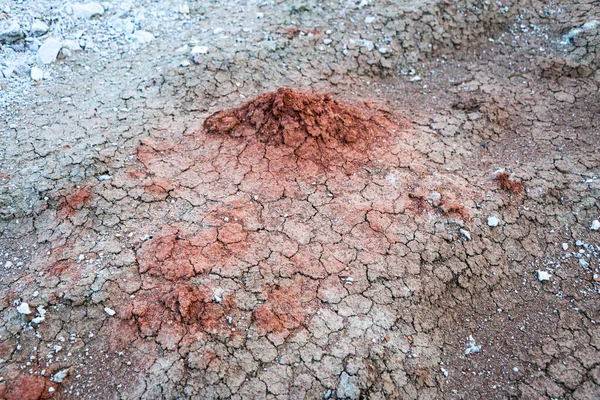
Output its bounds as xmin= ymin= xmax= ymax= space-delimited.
xmin=203 ymin=87 xmax=389 ymax=148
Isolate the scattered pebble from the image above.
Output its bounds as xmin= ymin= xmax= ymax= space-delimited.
xmin=17 ymin=302 xmax=32 ymax=315
xmin=30 ymin=20 xmax=49 ymax=37
xmin=104 ymin=307 xmax=116 ymax=316
xmin=38 ymin=38 xmax=63 ymax=64
xmin=487 ymin=216 xmax=500 ymax=227
xmin=71 ymin=2 xmax=105 ymax=19
xmin=536 ymin=270 xmax=551 ymax=282
xmin=51 ymin=368 xmax=70 ymax=383
xmin=62 ymin=39 xmax=82 ymax=52
xmin=190 ymin=45 xmax=209 ymax=55
xmin=0 ymin=22 xmax=23 ymax=45
xmin=591 ymin=220 xmax=600 ymax=231
xmin=131 ymin=30 xmax=155 ymax=44
xmin=562 ymin=243 xmax=568 ymax=251
xmin=440 ymin=367 xmax=449 ymax=377
xmin=465 ymin=335 xmax=481 ymax=355
xmin=459 ymin=229 xmax=471 ymax=240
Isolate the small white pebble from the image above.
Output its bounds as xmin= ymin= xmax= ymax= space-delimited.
xmin=459 ymin=229 xmax=471 ymax=240
xmin=104 ymin=307 xmax=116 ymax=316
xmin=17 ymin=303 xmax=32 ymax=315
xmin=487 ymin=216 xmax=500 ymax=227
xmin=536 ymin=270 xmax=551 ymax=282
xmin=562 ymin=243 xmax=568 ymax=251
xmin=591 ymin=220 xmax=600 ymax=231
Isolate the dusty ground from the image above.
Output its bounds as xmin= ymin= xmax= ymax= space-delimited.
xmin=1 ymin=0 xmax=599 ymax=399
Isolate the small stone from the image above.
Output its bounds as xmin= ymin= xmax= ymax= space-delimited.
xmin=179 ymin=4 xmax=190 ymax=14
xmin=562 ymin=243 xmax=569 ymax=251
xmin=104 ymin=307 xmax=116 ymax=316
xmin=131 ymin=30 xmax=155 ymax=44
xmin=465 ymin=335 xmax=481 ymax=355
xmin=362 ymin=40 xmax=374 ymax=51
xmin=51 ymin=368 xmax=70 ymax=383
xmin=4 ymin=261 xmax=13 ymax=268
xmin=17 ymin=302 xmax=32 ymax=315
xmin=323 ymin=38 xmax=332 ymax=45
xmin=30 ymin=20 xmax=49 ymax=37
xmin=38 ymin=38 xmax=62 ymax=64
xmin=48 ymin=387 xmax=55 ymax=393
xmin=190 ymin=45 xmax=208 ymax=55
xmin=62 ymin=39 xmax=82 ymax=52
xmin=440 ymin=367 xmax=449 ymax=377
xmin=0 ymin=22 xmax=23 ymax=45
xmin=487 ymin=216 xmax=500 ymax=227
xmin=459 ymin=229 xmax=471 ymax=240
xmin=591 ymin=220 xmax=600 ymax=231
xmin=365 ymin=16 xmax=377 ymax=24
xmin=97 ymin=175 xmax=112 ymax=181
xmin=60 ymin=48 xmax=72 ymax=58
xmin=71 ymin=2 xmax=104 ymax=19
xmin=536 ymin=270 xmax=551 ymax=282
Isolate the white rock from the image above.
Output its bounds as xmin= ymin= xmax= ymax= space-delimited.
xmin=62 ymin=39 xmax=82 ymax=51
xmin=131 ymin=30 xmax=155 ymax=43
xmin=51 ymin=368 xmax=70 ymax=383
xmin=175 ymin=44 xmax=189 ymax=54
xmin=17 ymin=302 xmax=32 ymax=315
xmin=323 ymin=38 xmax=332 ymax=45
xmin=104 ymin=307 xmax=116 ymax=316
xmin=179 ymin=4 xmax=190 ymax=14
xmin=72 ymin=2 xmax=104 ymax=19
xmin=4 ymin=261 xmax=13 ymax=268
xmin=365 ymin=16 xmax=377 ymax=24
xmin=440 ymin=367 xmax=449 ymax=377
xmin=190 ymin=45 xmax=208 ymax=55
xmin=38 ymin=38 xmax=62 ymax=64
xmin=362 ymin=39 xmax=374 ymax=51
xmin=0 ymin=22 xmax=23 ymax=44
xmin=536 ymin=270 xmax=551 ymax=282
xmin=487 ymin=216 xmax=500 ymax=227
xmin=48 ymin=387 xmax=55 ymax=393
xmin=562 ymin=243 xmax=569 ymax=251
xmin=459 ymin=229 xmax=471 ymax=240
xmin=591 ymin=220 xmax=600 ymax=231
xmin=465 ymin=335 xmax=481 ymax=355
xmin=61 ymin=48 xmax=72 ymax=58
xmin=30 ymin=20 xmax=49 ymax=37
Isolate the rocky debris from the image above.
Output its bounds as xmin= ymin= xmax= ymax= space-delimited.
xmin=591 ymin=220 xmax=600 ymax=231
xmin=62 ymin=39 xmax=82 ymax=52
xmin=30 ymin=66 xmax=43 ymax=81
xmin=465 ymin=335 xmax=482 ymax=355
xmin=51 ymin=368 xmax=70 ymax=383
xmin=131 ymin=30 xmax=155 ymax=44
xmin=190 ymin=45 xmax=209 ymax=55
xmin=104 ymin=307 xmax=116 ymax=316
xmin=459 ymin=229 xmax=471 ymax=240
xmin=487 ymin=216 xmax=501 ymax=227
xmin=30 ymin=20 xmax=49 ymax=37
xmin=71 ymin=2 xmax=104 ymax=19
xmin=0 ymin=22 xmax=23 ymax=44
xmin=536 ymin=270 xmax=551 ymax=282
xmin=16 ymin=302 xmax=32 ymax=315
xmin=38 ymin=38 xmax=62 ymax=64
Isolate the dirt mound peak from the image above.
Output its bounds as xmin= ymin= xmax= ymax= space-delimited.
xmin=203 ymin=87 xmax=386 ymax=148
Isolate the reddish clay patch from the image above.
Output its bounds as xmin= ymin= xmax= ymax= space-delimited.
xmin=203 ymin=87 xmax=390 ymax=148
xmin=494 ymin=170 xmax=525 ymax=193
xmin=4 ymin=374 xmax=48 ymax=400
xmin=60 ymin=186 xmax=92 ymax=217
xmin=253 ymin=286 xmax=311 ymax=335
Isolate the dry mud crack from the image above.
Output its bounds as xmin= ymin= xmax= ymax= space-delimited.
xmin=0 ymin=0 xmax=599 ymax=399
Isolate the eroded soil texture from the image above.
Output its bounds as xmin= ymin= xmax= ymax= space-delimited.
xmin=0 ymin=0 xmax=599 ymax=399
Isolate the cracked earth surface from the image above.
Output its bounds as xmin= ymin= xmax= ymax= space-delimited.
xmin=1 ymin=0 xmax=599 ymax=399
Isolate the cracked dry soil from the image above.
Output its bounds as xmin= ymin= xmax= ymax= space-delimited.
xmin=1 ymin=0 xmax=600 ymax=399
